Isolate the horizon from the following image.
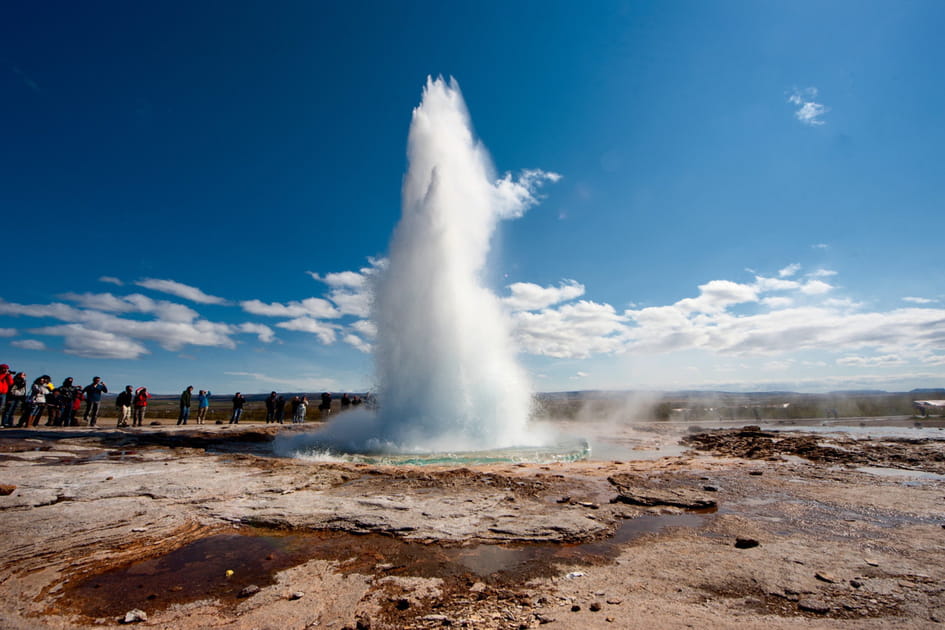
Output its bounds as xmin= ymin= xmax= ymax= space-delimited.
xmin=2 ymin=2 xmax=944 ymax=395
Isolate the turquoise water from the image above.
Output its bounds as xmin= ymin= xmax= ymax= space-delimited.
xmin=293 ymin=438 xmax=591 ymax=465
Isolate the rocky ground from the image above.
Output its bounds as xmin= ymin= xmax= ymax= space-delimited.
xmin=0 ymin=421 xmax=943 ymax=629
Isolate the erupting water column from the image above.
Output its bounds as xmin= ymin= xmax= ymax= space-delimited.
xmin=370 ymin=77 xmax=534 ymax=452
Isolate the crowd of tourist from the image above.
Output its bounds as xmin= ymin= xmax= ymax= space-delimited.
xmin=0 ymin=363 xmax=362 ymax=430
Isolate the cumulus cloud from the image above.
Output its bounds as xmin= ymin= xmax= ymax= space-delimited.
xmin=98 ymin=276 xmax=123 ymax=286
xmin=240 ymin=298 xmax=340 ymax=319
xmin=0 ymin=328 xmax=16 ymax=337
xmin=503 ymin=280 xmax=585 ymax=311
xmin=237 ymin=323 xmax=276 ymax=343
xmin=903 ymin=296 xmax=936 ymax=304
xmin=276 ymin=317 xmax=338 ymax=344
xmin=674 ymin=280 xmax=758 ymax=314
xmin=58 ymin=292 xmax=199 ymax=322
xmin=513 ymin=300 xmax=628 ymax=358
xmin=778 ymin=263 xmax=801 ymax=278
xmin=493 ymin=168 xmax=562 ymax=219
xmin=135 ymin=278 xmax=229 ymax=305
xmin=799 ymin=280 xmax=833 ymax=295
xmin=761 ymin=296 xmax=794 ymax=309
xmin=788 ymin=87 xmax=829 ymax=126
xmin=836 ymin=354 xmax=907 ymax=368
xmin=224 ymin=371 xmax=338 ymax=392
xmin=12 ymin=339 xmax=46 ymax=351
xmin=342 ymin=334 xmax=372 ymax=353
xmin=31 ymin=324 xmax=149 ymax=359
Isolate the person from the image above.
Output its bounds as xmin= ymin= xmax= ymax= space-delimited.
xmin=25 ymin=375 xmax=50 ymax=427
xmin=132 ymin=387 xmax=151 ymax=427
xmin=0 ymin=364 xmax=13 ymax=426
xmin=55 ymin=378 xmax=79 ymax=427
xmin=319 ymin=392 xmax=332 ymax=415
xmin=44 ymin=382 xmax=62 ymax=426
xmin=115 ymin=385 xmax=133 ymax=428
xmin=295 ymin=395 xmax=308 ymax=423
xmin=82 ymin=377 xmax=108 ymax=426
xmin=196 ymin=389 xmax=212 ymax=424
xmin=230 ymin=392 xmax=245 ymax=424
xmin=71 ymin=387 xmax=84 ymax=423
xmin=351 ymin=395 xmax=362 ymax=407
xmin=3 ymin=372 xmax=27 ymax=428
xmin=273 ymin=394 xmax=286 ymax=424
xmin=341 ymin=393 xmax=351 ymax=410
xmin=177 ymin=386 xmax=194 ymax=425
xmin=264 ymin=391 xmax=278 ymax=423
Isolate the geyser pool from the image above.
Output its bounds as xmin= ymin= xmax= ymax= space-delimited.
xmin=282 ymin=76 xmax=567 ymax=460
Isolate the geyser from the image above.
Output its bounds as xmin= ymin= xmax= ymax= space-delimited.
xmin=278 ymin=76 xmax=570 ymax=459
xmin=370 ymin=76 xmax=534 ymax=452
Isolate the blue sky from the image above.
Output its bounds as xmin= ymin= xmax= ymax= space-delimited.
xmin=2 ymin=1 xmax=944 ymax=394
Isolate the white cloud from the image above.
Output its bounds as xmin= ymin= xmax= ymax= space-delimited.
xmin=135 ymin=278 xmax=229 ymax=305
xmin=237 ymin=323 xmax=276 ymax=343
xmin=513 ymin=300 xmax=628 ymax=358
xmin=240 ymin=298 xmax=340 ymax=319
xmin=799 ymin=280 xmax=833 ymax=295
xmin=275 ymin=317 xmax=338 ymax=344
xmin=98 ymin=276 xmax=123 ymax=286
xmin=836 ymin=354 xmax=907 ymax=368
xmin=58 ymin=292 xmax=199 ymax=322
xmin=12 ymin=339 xmax=45 ymax=351
xmin=808 ymin=269 xmax=837 ymax=278
xmin=811 ymin=243 xmax=830 ymax=249
xmin=778 ymin=263 xmax=801 ymax=278
xmin=31 ymin=324 xmax=149 ymax=359
xmin=761 ymin=296 xmax=794 ymax=309
xmin=752 ymin=276 xmax=801 ymax=292
xmin=0 ymin=328 xmax=16 ymax=337
xmin=342 ymin=334 xmax=372 ymax=353
xmin=224 ymin=371 xmax=338 ymax=392
xmin=350 ymin=319 xmax=377 ymax=338
xmin=903 ymin=296 xmax=935 ymax=305
xmin=788 ymin=87 xmax=829 ymax=126
xmin=503 ymin=280 xmax=585 ymax=311
xmin=492 ymin=169 xmax=562 ymax=219
xmin=674 ymin=280 xmax=758 ymax=314
xmin=309 ymin=270 xmax=368 ymax=289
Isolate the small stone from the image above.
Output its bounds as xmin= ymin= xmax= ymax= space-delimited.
xmin=748 ymin=471 xmax=763 ymax=476
xmin=122 ymin=609 xmax=147 ymax=623
xmin=850 ymin=580 xmax=862 ymax=589
xmin=578 ymin=502 xmax=600 ymax=509
xmin=864 ymin=559 xmax=880 ymax=567
xmin=606 ymin=617 xmax=615 ymax=623
xmin=105 ymin=476 xmax=113 ymax=481
xmin=565 ymin=571 xmax=586 ymax=579
xmin=703 ymin=485 xmax=718 ymax=492
xmin=290 ymin=591 xmax=305 ymax=600
xmin=131 ymin=527 xmax=147 ymax=533
xmin=570 ymin=605 xmax=581 ymax=612
xmin=470 ymin=582 xmax=487 ymax=593
xmin=0 ymin=485 xmax=16 ymax=496
xmin=556 ymin=496 xmax=571 ymax=503
xmin=395 ymin=598 xmax=410 ymax=610
xmin=734 ymin=538 xmax=759 ymax=549
xmin=589 ymin=602 xmax=602 ymax=612
xmin=798 ymin=598 xmax=830 ymax=614
xmin=422 ymin=615 xmax=449 ymax=622
xmin=238 ymin=584 xmax=260 ymax=598
xmin=535 ymin=614 xmax=555 ymax=624
xmin=815 ymin=572 xmax=838 ymax=583
xmin=606 ymin=599 xmax=622 ymax=605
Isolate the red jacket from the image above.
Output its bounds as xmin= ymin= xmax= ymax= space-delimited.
xmin=134 ymin=390 xmax=151 ymax=407
xmin=0 ymin=373 xmax=13 ymax=395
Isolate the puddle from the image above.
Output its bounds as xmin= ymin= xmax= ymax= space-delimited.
xmin=60 ymin=513 xmax=708 ymax=620
xmin=855 ymin=466 xmax=945 ymax=481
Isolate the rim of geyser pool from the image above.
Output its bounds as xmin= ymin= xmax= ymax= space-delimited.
xmin=287 ymin=438 xmax=591 ymax=466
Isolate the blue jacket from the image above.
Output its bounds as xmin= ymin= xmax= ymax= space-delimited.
xmin=83 ymin=382 xmax=108 ymax=403
xmin=198 ymin=392 xmax=212 ymax=408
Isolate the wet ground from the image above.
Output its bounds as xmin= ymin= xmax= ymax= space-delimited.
xmin=0 ymin=420 xmax=943 ymax=629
